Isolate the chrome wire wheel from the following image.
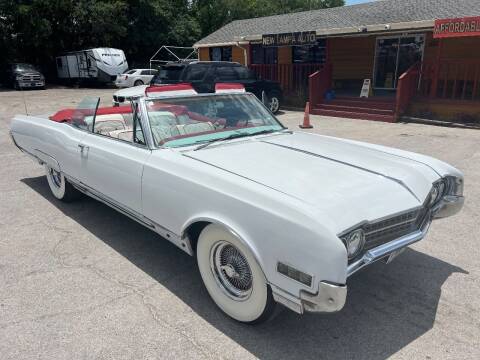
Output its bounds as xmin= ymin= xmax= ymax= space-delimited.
xmin=50 ymin=168 xmax=62 ymax=188
xmin=210 ymin=241 xmax=253 ymax=301
xmin=45 ymin=165 xmax=81 ymax=202
xmin=197 ymin=224 xmax=275 ymax=323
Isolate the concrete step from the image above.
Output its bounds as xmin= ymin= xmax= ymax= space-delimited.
xmin=316 ymin=103 xmax=395 ymax=115
xmin=324 ymin=99 xmax=396 ymax=110
xmin=311 ymin=108 xmax=396 ymax=123
xmin=334 ymin=96 xmax=396 ymax=103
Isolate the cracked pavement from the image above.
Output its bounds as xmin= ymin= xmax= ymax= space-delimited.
xmin=1 ymin=88 xmax=479 ymax=359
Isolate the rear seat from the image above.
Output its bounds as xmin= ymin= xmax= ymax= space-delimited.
xmin=107 ymin=128 xmax=134 ymax=141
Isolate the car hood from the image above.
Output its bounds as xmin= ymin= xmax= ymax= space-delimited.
xmin=185 ymin=132 xmax=440 ymax=232
xmin=115 ymin=85 xmax=148 ymax=97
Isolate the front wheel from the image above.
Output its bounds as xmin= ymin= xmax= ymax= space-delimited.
xmin=134 ymin=80 xmax=144 ymax=86
xmin=45 ymin=165 xmax=82 ymax=202
xmin=197 ymin=224 xmax=275 ymax=324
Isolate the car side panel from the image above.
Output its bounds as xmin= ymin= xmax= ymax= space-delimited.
xmin=79 ymin=134 xmax=151 ymax=213
xmin=10 ymin=115 xmax=87 ymax=180
xmin=141 ymin=150 xmax=347 ymax=297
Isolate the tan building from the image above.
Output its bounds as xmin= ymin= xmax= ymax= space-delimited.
xmin=194 ymin=0 xmax=480 ymax=123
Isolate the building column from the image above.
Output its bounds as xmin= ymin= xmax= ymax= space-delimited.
xmin=430 ymin=39 xmax=443 ymax=99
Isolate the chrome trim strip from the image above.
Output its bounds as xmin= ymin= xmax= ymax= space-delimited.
xmin=64 ymin=175 xmax=193 ymax=256
xmin=262 ymin=141 xmax=421 ymax=202
xmin=137 ymin=98 xmax=157 ymax=150
xmin=347 ymin=219 xmax=431 ymax=277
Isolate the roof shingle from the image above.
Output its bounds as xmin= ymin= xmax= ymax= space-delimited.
xmin=195 ymin=0 xmax=480 ymax=46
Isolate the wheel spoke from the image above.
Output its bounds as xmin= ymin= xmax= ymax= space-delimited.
xmin=210 ymin=241 xmax=253 ymax=300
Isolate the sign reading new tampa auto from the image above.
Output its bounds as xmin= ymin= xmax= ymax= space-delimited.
xmin=262 ymin=31 xmax=317 ymax=47
xmin=434 ymin=16 xmax=480 ymax=38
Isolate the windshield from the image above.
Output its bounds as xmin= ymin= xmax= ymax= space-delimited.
xmin=13 ymin=63 xmax=37 ymax=72
xmin=145 ymin=93 xmax=284 ymax=148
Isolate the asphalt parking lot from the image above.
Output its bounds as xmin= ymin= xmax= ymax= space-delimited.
xmin=1 ymin=88 xmax=479 ymax=359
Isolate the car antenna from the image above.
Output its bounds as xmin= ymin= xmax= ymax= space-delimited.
xmin=19 ymin=85 xmax=29 ymax=115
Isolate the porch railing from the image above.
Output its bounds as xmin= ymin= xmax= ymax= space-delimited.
xmin=419 ymin=59 xmax=480 ymax=101
xmin=250 ymin=63 xmax=324 ymax=96
xmin=309 ymin=63 xmax=332 ymax=107
xmin=395 ymin=62 xmax=421 ymax=117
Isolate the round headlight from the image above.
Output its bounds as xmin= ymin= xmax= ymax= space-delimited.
xmin=430 ymin=180 xmax=446 ymax=206
xmin=429 ymin=186 xmax=439 ymax=206
xmin=344 ymin=229 xmax=365 ymax=259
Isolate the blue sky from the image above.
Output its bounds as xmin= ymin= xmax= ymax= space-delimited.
xmin=346 ymin=0 xmax=371 ymax=4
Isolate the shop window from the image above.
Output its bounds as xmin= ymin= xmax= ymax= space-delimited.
xmin=209 ymin=47 xmax=232 ymax=62
xmin=251 ymin=44 xmax=278 ymax=64
xmin=292 ymin=39 xmax=326 ymax=64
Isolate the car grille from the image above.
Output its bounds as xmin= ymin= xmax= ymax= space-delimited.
xmin=363 ymin=207 xmax=428 ymax=251
xmin=113 ymin=95 xmax=125 ymax=103
xmin=20 ymin=74 xmax=42 ymax=82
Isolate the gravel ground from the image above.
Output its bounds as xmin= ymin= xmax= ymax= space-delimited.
xmin=1 ymin=88 xmax=479 ymax=360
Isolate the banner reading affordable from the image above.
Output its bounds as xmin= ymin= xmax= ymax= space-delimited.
xmin=434 ymin=16 xmax=480 ymax=39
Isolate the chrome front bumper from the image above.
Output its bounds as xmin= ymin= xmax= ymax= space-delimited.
xmin=300 ymin=281 xmax=347 ymax=313
xmin=433 ymin=195 xmax=464 ymax=219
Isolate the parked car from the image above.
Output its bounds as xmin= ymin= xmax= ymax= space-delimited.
xmin=10 ymin=84 xmax=464 ymax=324
xmin=6 ymin=63 xmax=45 ymax=90
xmin=113 ymin=61 xmax=283 ymax=113
xmin=115 ymin=68 xmax=158 ymax=88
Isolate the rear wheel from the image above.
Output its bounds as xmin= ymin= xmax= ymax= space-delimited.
xmin=134 ymin=80 xmax=144 ymax=86
xmin=45 ymin=165 xmax=82 ymax=202
xmin=196 ymin=224 xmax=275 ymax=324
xmin=268 ymin=93 xmax=281 ymax=114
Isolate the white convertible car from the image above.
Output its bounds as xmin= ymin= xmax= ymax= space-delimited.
xmin=10 ymin=83 xmax=464 ymax=324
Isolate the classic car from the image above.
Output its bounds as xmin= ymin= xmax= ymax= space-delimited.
xmin=10 ymin=83 xmax=464 ymax=324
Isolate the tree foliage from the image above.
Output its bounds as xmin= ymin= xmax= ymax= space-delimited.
xmin=0 ymin=0 xmax=344 ymax=74
xmin=192 ymin=0 xmax=345 ymax=37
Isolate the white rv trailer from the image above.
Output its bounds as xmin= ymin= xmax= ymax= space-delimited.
xmin=56 ymin=48 xmax=128 ymax=83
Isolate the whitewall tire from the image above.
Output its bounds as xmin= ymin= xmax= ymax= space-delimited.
xmin=45 ymin=165 xmax=82 ymax=202
xmin=197 ymin=224 xmax=275 ymax=324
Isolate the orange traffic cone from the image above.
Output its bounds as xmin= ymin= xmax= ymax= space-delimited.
xmin=299 ymin=102 xmax=313 ymax=129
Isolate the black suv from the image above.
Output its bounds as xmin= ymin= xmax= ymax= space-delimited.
xmin=151 ymin=61 xmax=283 ymax=113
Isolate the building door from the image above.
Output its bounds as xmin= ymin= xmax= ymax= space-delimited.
xmin=374 ymin=34 xmax=424 ymax=89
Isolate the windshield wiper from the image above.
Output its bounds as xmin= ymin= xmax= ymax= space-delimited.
xmin=194 ymin=129 xmax=281 ymax=151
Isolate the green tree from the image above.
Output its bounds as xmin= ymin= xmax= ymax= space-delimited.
xmin=0 ymin=0 xmax=344 ymax=76
xmin=192 ymin=0 xmax=345 ymax=37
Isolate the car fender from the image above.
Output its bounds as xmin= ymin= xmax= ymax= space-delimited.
xmin=181 ymin=213 xmax=264 ymax=268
